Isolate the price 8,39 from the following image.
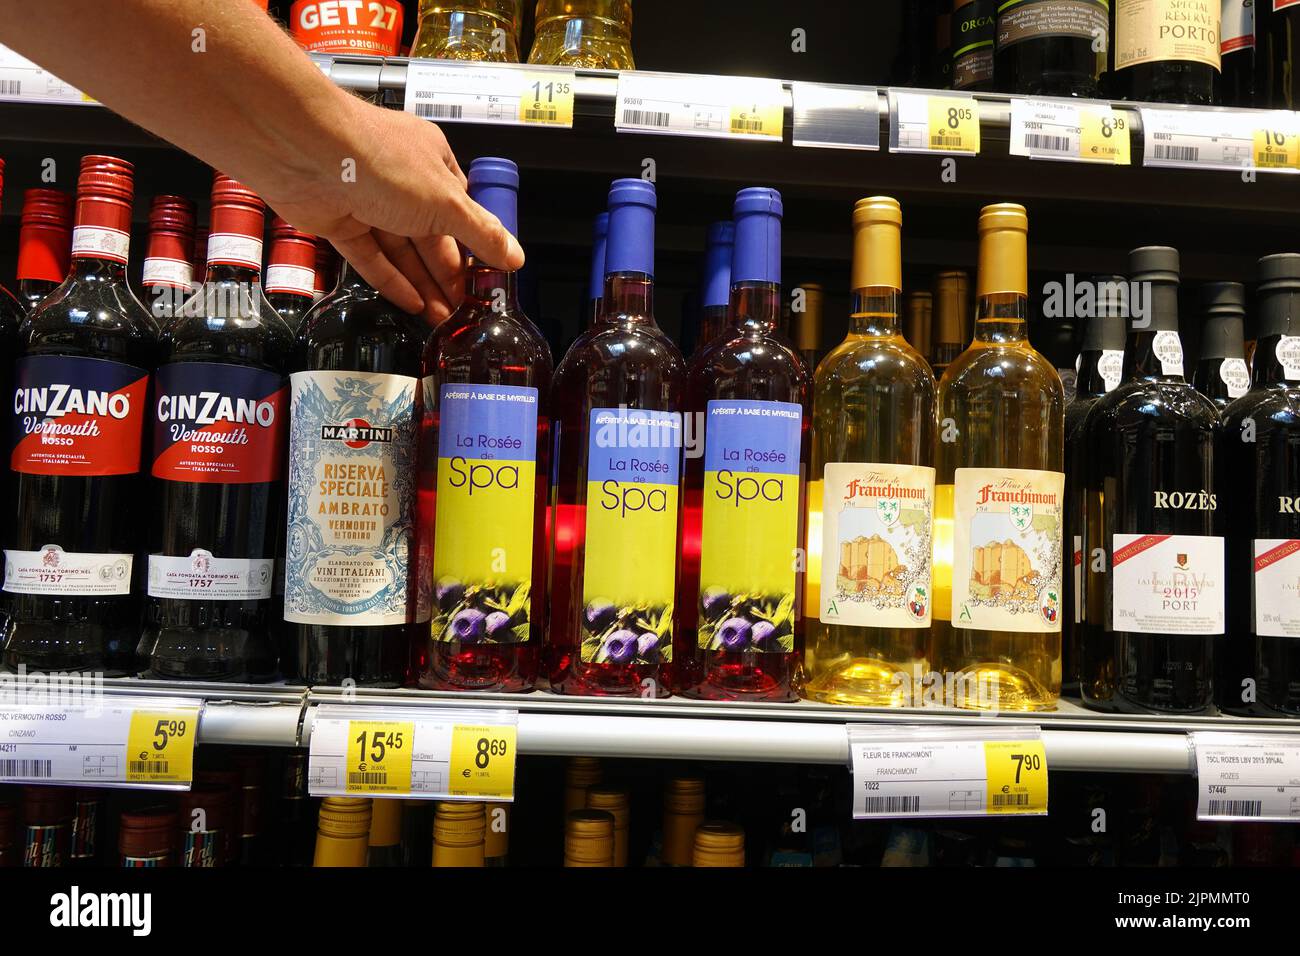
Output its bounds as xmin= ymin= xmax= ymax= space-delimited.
xmin=983 ymin=739 xmax=1048 ymax=815
xmin=126 ymin=709 xmax=198 ymax=784
xmin=1080 ymin=108 xmax=1131 ymax=165
xmin=345 ymin=720 xmax=414 ymax=796
xmin=449 ymin=724 xmax=517 ymax=800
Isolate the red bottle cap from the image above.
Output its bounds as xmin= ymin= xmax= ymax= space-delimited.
xmin=148 ymin=194 xmax=196 ymax=238
xmin=77 ymin=154 xmax=134 ymax=205
xmin=143 ymin=195 xmax=197 ymax=291
xmin=17 ymin=188 xmax=73 ymax=283
xmin=314 ymin=239 xmax=340 ymax=296
xmin=118 ymin=807 xmax=177 ymax=861
xmin=73 ymin=154 xmax=135 ymax=260
xmin=207 ymin=173 xmax=265 ymax=270
xmin=266 ymin=215 xmax=318 ymax=296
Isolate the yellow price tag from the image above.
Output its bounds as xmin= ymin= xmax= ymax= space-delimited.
xmin=1252 ymin=127 xmax=1299 ymax=170
xmin=1080 ymin=108 xmax=1131 ymax=165
xmin=926 ymin=96 xmax=980 ymax=154
xmin=126 ymin=709 xmax=198 ymax=784
xmin=449 ymin=724 xmax=517 ymax=800
xmin=518 ymin=72 xmax=574 ymax=126
xmin=983 ymin=739 xmax=1048 ymax=815
xmin=345 ymin=720 xmax=414 ymax=795
xmin=729 ymin=101 xmax=784 ymax=140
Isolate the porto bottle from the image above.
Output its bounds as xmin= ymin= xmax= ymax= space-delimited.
xmin=3 ymin=155 xmax=155 ymax=675
xmin=952 ymin=0 xmax=997 ymax=91
xmin=140 ymin=174 xmax=293 ymax=682
xmin=1219 ymin=0 xmax=1255 ymax=106
xmin=265 ymin=216 xmax=319 ymax=331
xmin=1111 ymin=0 xmax=1222 ymax=104
xmin=140 ymin=195 xmax=196 ymax=324
xmin=418 ymin=157 xmax=553 ymax=693
xmin=994 ymin=0 xmax=1109 ymax=97
xmin=1255 ymin=0 xmax=1300 ymax=108
xmin=1190 ymin=282 xmax=1250 ymax=409
xmin=14 ymin=187 xmax=72 ymax=314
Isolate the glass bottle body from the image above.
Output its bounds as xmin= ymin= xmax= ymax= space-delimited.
xmin=528 ymin=0 xmax=635 ymax=69
xmin=994 ymin=0 xmax=1107 ymax=97
xmin=412 ymin=1 xmax=520 ymax=61
xmin=1109 ymin=0 xmax=1221 ymax=104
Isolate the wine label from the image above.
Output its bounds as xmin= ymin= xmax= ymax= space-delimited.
xmin=206 ymin=233 xmax=263 ymax=271
xmin=290 ymin=0 xmax=403 ymax=55
xmin=152 ymin=363 xmax=287 ymax=484
xmin=10 ymin=355 xmax=148 ymax=476
xmin=1111 ymin=533 xmax=1225 ymax=634
xmin=580 ymin=407 xmax=681 ymax=664
xmin=284 ymin=370 xmax=419 ymax=626
xmin=71 ymin=225 xmax=129 ymax=263
xmin=1218 ymin=358 xmax=1250 ymax=398
xmin=996 ymin=0 xmax=1110 ymax=50
xmin=182 ymin=828 xmax=223 ymax=868
xmin=148 ymin=551 xmax=273 ymax=601
xmin=23 ymin=824 xmax=67 ymax=868
xmin=1254 ymin=539 xmax=1300 ymax=638
xmin=265 ymin=264 xmax=316 ymax=297
xmin=1098 ymin=349 xmax=1125 ymax=392
xmin=952 ymin=0 xmax=996 ymax=88
xmin=431 ymin=383 xmax=539 ymax=646
xmin=697 ymin=400 xmax=802 ymax=652
xmin=1221 ymin=0 xmax=1254 ymax=52
xmin=1115 ymin=0 xmax=1221 ymax=71
xmin=950 ymin=467 xmax=1065 ymax=633
xmin=142 ymin=256 xmax=194 ymax=290
xmin=70 ymin=799 xmax=98 ymax=860
xmin=1277 ymin=336 xmax=1300 ymax=380
xmin=1153 ymin=330 xmax=1185 ymax=377
xmin=819 ymin=462 xmax=935 ymax=628
xmin=1073 ymin=533 xmax=1083 ymax=624
xmin=4 ymin=546 xmax=132 ymax=597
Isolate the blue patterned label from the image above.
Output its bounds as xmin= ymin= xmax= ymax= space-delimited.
xmin=284 ymin=370 xmax=419 ymax=625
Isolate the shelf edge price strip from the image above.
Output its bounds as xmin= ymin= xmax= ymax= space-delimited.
xmin=790 ymin=81 xmax=881 ymax=151
xmin=1009 ymin=97 xmax=1130 ymax=165
xmin=847 ymin=725 xmax=1047 ymax=819
xmin=1141 ymin=107 xmax=1300 ymax=174
xmin=889 ymin=89 xmax=980 ymax=156
xmin=615 ymin=70 xmax=785 ymax=142
xmin=0 ymin=42 xmax=96 ymax=105
xmin=1192 ymin=731 xmax=1300 ymax=822
xmin=307 ymin=704 xmax=518 ymax=802
xmin=403 ymin=60 xmax=576 ymax=128
xmin=0 ymin=698 xmax=200 ymax=788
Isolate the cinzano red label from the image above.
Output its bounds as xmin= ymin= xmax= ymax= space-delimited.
xmin=11 ymin=355 xmax=148 ymax=476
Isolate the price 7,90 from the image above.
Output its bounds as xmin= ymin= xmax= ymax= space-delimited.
xmin=152 ymin=719 xmax=188 ymax=750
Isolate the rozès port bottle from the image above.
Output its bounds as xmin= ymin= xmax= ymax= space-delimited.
xmin=1190 ymin=282 xmax=1250 ymax=409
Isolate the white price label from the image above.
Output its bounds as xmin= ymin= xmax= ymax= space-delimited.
xmin=1141 ymin=107 xmax=1300 ymax=173
xmin=0 ymin=699 xmax=200 ymax=787
xmin=790 ymin=81 xmax=879 ymax=150
xmin=615 ymin=71 xmax=785 ymax=141
xmin=889 ymin=90 xmax=980 ymax=155
xmin=848 ymin=725 xmax=1047 ymax=819
xmin=1193 ymin=733 xmax=1300 ymax=822
xmin=403 ymin=60 xmax=575 ymax=128
xmin=308 ymin=704 xmax=517 ymax=801
xmin=0 ymin=43 xmax=95 ymax=105
xmin=1009 ymin=98 xmax=1130 ymax=164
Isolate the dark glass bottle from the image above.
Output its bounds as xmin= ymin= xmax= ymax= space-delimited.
xmin=586 ymin=211 xmax=608 ymax=327
xmin=274 ymin=752 xmax=319 ymax=866
xmin=22 ymin=787 xmax=72 ymax=867
xmin=1255 ymin=0 xmax=1300 ymax=109
xmin=675 ymin=188 xmax=809 ymax=701
xmin=547 ymin=179 xmax=685 ymax=697
xmin=1063 ymin=278 xmax=1127 ymax=691
xmin=690 ymin=221 xmax=734 ymax=360
xmin=1219 ymin=0 xmax=1255 ymax=106
xmin=313 ymin=240 xmax=339 ymax=302
xmin=265 ymin=216 xmax=319 ymax=331
xmin=418 ymin=157 xmax=552 ymax=693
xmin=3 ymin=155 xmax=155 ymax=676
xmin=139 ymin=175 xmax=292 ymax=682
xmin=1080 ymin=247 xmax=1222 ymax=714
xmin=119 ymin=808 xmax=176 ymax=867
xmin=286 ymin=260 xmax=424 ymax=686
xmin=994 ymin=0 xmax=1109 ymax=96
xmin=952 ymin=0 xmax=997 ymax=90
xmin=1191 ymin=282 xmax=1250 ymax=410
xmin=69 ymin=788 xmax=102 ymax=867
xmin=1219 ymin=254 xmax=1300 ymax=717
xmin=15 ymin=187 xmax=73 ymax=314
xmin=1111 ymin=0 xmax=1222 ymax=104
xmin=177 ymin=783 xmax=232 ymax=867
xmin=140 ymin=195 xmax=196 ymax=325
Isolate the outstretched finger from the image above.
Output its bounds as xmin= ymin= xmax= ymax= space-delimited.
xmin=330 ymin=231 xmax=424 ymax=316
xmin=432 ymin=190 xmax=524 ymax=273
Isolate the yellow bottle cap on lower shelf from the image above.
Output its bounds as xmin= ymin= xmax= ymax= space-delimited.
xmin=317 ymin=798 xmax=372 ymax=839
xmin=693 ymin=821 xmax=745 ymax=867
xmin=368 ymin=797 xmax=403 ymax=848
xmin=565 ymin=809 xmax=615 ymax=866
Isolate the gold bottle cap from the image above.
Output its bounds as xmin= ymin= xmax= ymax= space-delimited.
xmin=664 ymin=777 xmax=706 ymax=814
xmin=934 ymin=269 xmax=971 ymax=346
xmin=586 ymin=788 xmax=629 ymax=824
xmin=434 ymin=801 xmax=486 ymax=848
xmin=791 ymin=283 xmax=824 ymax=352
xmin=483 ymin=802 xmax=510 ymax=857
xmin=977 ymin=203 xmax=1029 ymax=298
xmin=316 ymin=798 xmax=372 ymax=840
xmin=565 ymin=756 xmax=602 ymax=788
xmin=367 ymin=798 xmax=403 ymax=848
xmin=905 ymin=290 xmax=933 ymax=356
xmin=564 ymin=809 xmax=615 ymax=866
xmin=692 ymin=821 xmax=745 ymax=867
xmin=851 ymin=196 xmax=903 ymax=293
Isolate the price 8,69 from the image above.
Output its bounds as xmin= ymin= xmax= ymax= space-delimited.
xmin=450 ymin=724 xmax=517 ymax=800
xmin=983 ymin=739 xmax=1048 ymax=815
xmin=126 ymin=709 xmax=198 ymax=784
xmin=345 ymin=720 xmax=414 ymax=795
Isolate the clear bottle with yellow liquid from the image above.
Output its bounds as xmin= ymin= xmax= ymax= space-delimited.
xmin=411 ymin=1 xmax=521 ymax=62
xmin=931 ymin=204 xmax=1064 ymax=712
xmin=527 ymin=0 xmax=635 ymax=69
xmin=903 ymin=290 xmax=933 ymax=364
xmin=803 ymin=198 xmax=937 ymax=707
xmin=931 ymin=270 xmax=971 ymax=377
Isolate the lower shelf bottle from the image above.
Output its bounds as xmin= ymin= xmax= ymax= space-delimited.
xmin=432 ymin=801 xmax=485 ymax=867
xmin=661 ymin=776 xmax=705 ymax=867
xmin=585 ymin=788 xmax=629 ymax=866
xmin=313 ymin=797 xmax=371 ymax=867
xmin=693 ymin=821 xmax=745 ymax=867
xmin=564 ymin=809 xmax=614 ymax=867
xmin=177 ymin=783 xmax=231 ymax=868
xmin=1191 ymin=282 xmax=1250 ymax=409
xmin=484 ymin=802 xmax=510 ymax=867
xmin=367 ymin=797 xmax=403 ymax=867
xmin=22 ymin=786 xmax=71 ymax=867
xmin=119 ymin=808 xmax=177 ymax=867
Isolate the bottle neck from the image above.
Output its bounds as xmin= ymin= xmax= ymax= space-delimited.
xmin=728 ymin=281 xmax=780 ymax=332
xmin=973 ymin=291 xmax=1028 ymax=343
xmin=848 ymin=287 xmax=902 ymax=336
xmin=1252 ymin=335 xmax=1297 ymax=387
xmin=1074 ymin=349 xmax=1108 ymax=397
xmin=466 ymin=261 xmax=518 ymax=309
xmin=204 ymin=262 xmax=261 ymax=286
xmin=698 ymin=305 xmax=728 ymax=347
xmin=336 ymin=260 xmax=373 ymax=294
xmin=68 ymin=255 xmax=127 ymax=282
xmin=1123 ymin=283 xmax=1181 ymax=381
xmin=599 ymin=272 xmax=655 ymax=324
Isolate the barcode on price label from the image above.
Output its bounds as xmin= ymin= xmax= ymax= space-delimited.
xmin=1153 ymin=143 xmax=1200 ymax=163
xmin=0 ymin=79 xmax=19 ymax=96
xmin=1024 ymin=133 xmax=1071 ymax=152
xmin=348 ymin=771 xmax=388 ymax=787
xmin=0 ymin=759 xmax=52 ymax=778
xmin=622 ymin=107 xmax=671 ymax=128
xmin=1193 ymin=732 xmax=1300 ymax=821
xmin=128 ymin=760 xmax=169 ymax=776
xmin=1206 ymin=800 xmax=1262 ymax=817
xmin=615 ymin=71 xmax=785 ymax=141
xmin=863 ymin=795 xmax=921 ymax=814
xmin=413 ymin=103 xmax=464 ymax=120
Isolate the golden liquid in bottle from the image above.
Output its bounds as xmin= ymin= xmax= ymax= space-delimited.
xmin=803 ymin=198 xmax=936 ymax=707
xmin=930 ymin=204 xmax=1064 ymax=712
xmin=527 ymin=0 xmax=635 ymax=68
xmin=931 ymin=270 xmax=970 ymax=377
xmin=412 ymin=1 xmax=521 ymax=62
xmin=904 ymin=290 xmax=933 ymax=362
xmin=789 ymin=281 xmax=826 ymax=371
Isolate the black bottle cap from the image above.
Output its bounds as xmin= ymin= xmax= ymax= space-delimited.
xmin=1259 ymin=254 xmax=1300 ymax=294
xmin=1202 ymin=281 xmax=1245 ymax=317
xmin=1128 ymin=246 xmax=1180 ymax=284
xmin=1199 ymin=282 xmax=1246 ymax=360
xmin=1257 ymin=254 xmax=1300 ymax=340
xmin=1083 ymin=274 xmax=1129 ymax=352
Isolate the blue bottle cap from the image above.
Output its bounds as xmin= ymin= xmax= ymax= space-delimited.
xmin=588 ymin=212 xmax=609 ymax=303
xmin=605 ymin=178 xmax=656 ymax=278
xmin=702 ymin=221 xmax=735 ymax=308
xmin=732 ymin=187 xmax=782 ymax=286
xmin=468 ymin=157 xmax=519 ymax=239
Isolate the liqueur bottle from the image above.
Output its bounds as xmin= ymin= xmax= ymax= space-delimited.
xmin=931 ymin=270 xmax=971 ymax=377
xmin=177 ymin=783 xmax=232 ymax=867
xmin=1256 ymin=1 xmax=1300 ymax=108
xmin=1080 ymin=247 xmax=1222 ymax=714
xmin=1191 ymin=282 xmax=1250 ymax=409
xmin=69 ymin=789 xmax=102 ymax=867
xmin=432 ymin=801 xmax=486 ymax=866
xmin=286 ymin=251 xmax=425 ymax=687
xmin=788 ymin=282 xmax=826 ymax=372
xmin=585 ymin=788 xmax=628 ymax=866
xmin=15 ymin=187 xmax=73 ymax=314
xmin=804 ymin=198 xmax=937 ymax=707
xmin=994 ymin=0 xmax=1109 ymax=96
xmin=690 ymin=221 xmax=734 ymax=359
xmin=931 ymin=204 xmax=1065 ymax=712
xmin=564 ymin=809 xmax=615 ymax=866
xmin=694 ymin=821 xmax=745 ymax=867
xmin=289 ymin=0 xmax=404 ymax=56
xmin=904 ymin=290 xmax=933 ymax=363
xmin=676 ymin=188 xmax=808 ymax=701
xmin=586 ymin=212 xmax=609 ymax=327
xmin=1111 ymin=0 xmax=1222 ymax=104
xmin=660 ymin=777 xmax=705 ymax=867
xmin=419 ymin=157 xmax=552 ymax=693
xmin=546 ymin=179 xmax=685 ymax=697
xmin=141 ymin=175 xmax=292 ymax=682
xmin=367 ymin=798 xmax=403 ymax=867
xmin=1219 ymin=0 xmax=1255 ymax=106
xmin=1219 ymin=254 xmax=1300 ymax=716
xmin=140 ymin=195 xmax=196 ymax=324
xmin=3 ymin=156 xmax=155 ymax=676
xmin=528 ymin=0 xmax=635 ymax=69
xmin=119 ymin=808 xmax=177 ymax=867
xmin=952 ymin=0 xmax=997 ymax=91
xmin=265 ymin=217 xmax=319 ymax=331
xmin=312 ymin=797 xmax=371 ymax=867
xmin=411 ymin=0 xmax=520 ymax=61
xmin=1062 ymin=278 xmax=1126 ymax=691
xmin=21 ymin=787 xmax=71 ymax=867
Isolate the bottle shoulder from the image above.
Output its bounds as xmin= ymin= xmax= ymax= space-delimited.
xmin=689 ymin=328 xmax=810 ymax=388
xmin=938 ymin=341 xmax=1063 ymax=397
xmin=20 ymin=276 xmax=158 ymax=360
xmin=555 ymin=320 xmax=685 ymax=378
xmin=427 ymin=303 xmax=554 ymax=365
xmin=1222 ymin=384 xmax=1300 ymax=427
xmin=1089 ymin=378 xmax=1221 ymax=431
xmin=815 ymin=335 xmax=935 ymax=391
